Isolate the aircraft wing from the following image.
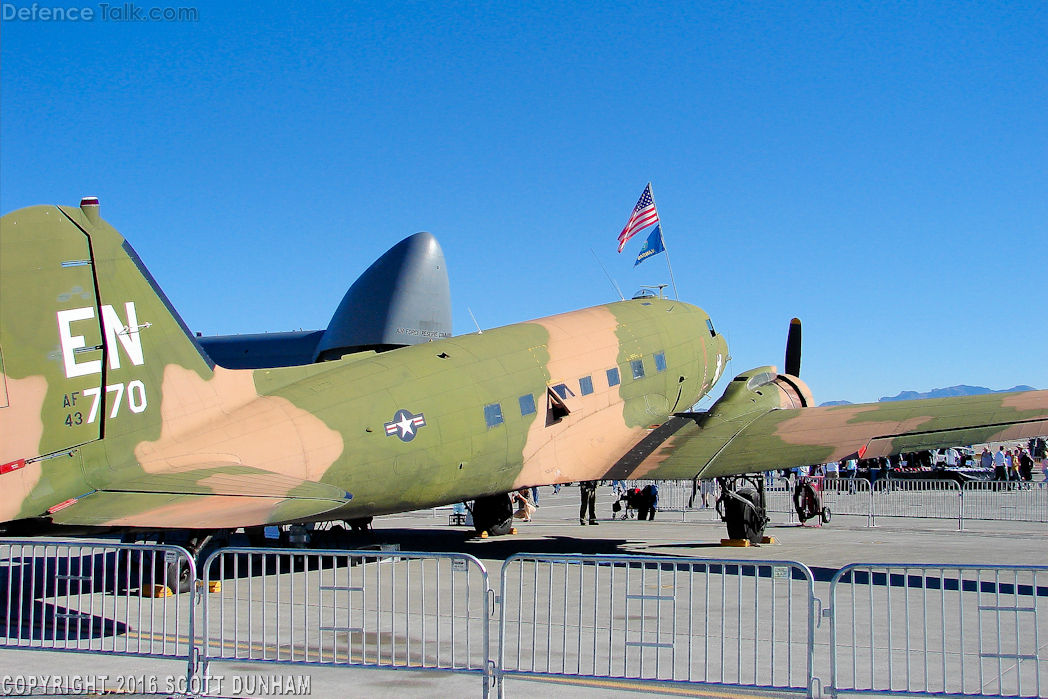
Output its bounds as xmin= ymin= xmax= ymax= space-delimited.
xmin=609 ymin=378 xmax=1048 ymax=480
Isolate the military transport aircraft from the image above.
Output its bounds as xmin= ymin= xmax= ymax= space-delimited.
xmin=3 ymin=199 xmax=1048 ymax=588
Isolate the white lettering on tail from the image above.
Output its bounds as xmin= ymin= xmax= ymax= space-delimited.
xmin=101 ymin=302 xmax=145 ymax=369
xmin=57 ymin=307 xmax=101 ymax=378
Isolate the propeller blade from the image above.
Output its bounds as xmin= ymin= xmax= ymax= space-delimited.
xmin=785 ymin=317 xmax=802 ymax=377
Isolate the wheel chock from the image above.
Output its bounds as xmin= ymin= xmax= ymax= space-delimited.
xmin=720 ymin=538 xmax=750 ymax=547
xmin=479 ymin=530 xmax=489 ymax=539
xmin=194 ymin=580 xmax=222 ymax=594
xmin=761 ymin=536 xmax=776 ymax=544
xmin=143 ymin=585 xmax=173 ymax=598
xmin=509 ymin=527 xmax=518 ymax=535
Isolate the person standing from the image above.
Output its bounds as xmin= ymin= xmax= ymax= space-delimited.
xmin=980 ymin=448 xmax=993 ymax=471
xmin=579 ymin=481 xmax=598 ymax=525
xmin=993 ymin=446 xmax=1008 ymax=485
xmin=1018 ymin=449 xmax=1034 ymax=481
xmin=843 ymin=459 xmax=857 ymax=479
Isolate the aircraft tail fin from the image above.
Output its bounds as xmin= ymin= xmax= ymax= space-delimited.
xmin=0 ymin=200 xmax=213 ymax=460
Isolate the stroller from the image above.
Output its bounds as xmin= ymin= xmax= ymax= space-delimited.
xmin=612 ymin=485 xmax=658 ymax=520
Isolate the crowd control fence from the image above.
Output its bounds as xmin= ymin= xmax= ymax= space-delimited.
xmin=199 ymin=547 xmax=492 ymax=696
xmin=616 ymin=479 xmax=720 ymax=521
xmin=5 ymin=540 xmax=1048 ymax=699
xmin=0 ymin=540 xmax=197 ymax=685
xmin=961 ymin=481 xmax=1048 ymax=524
xmin=826 ymin=563 xmax=1048 ymax=698
xmin=496 ymin=553 xmax=818 ymax=697
xmin=762 ymin=477 xmax=1047 ymax=527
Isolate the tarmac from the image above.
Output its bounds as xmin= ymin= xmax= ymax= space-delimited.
xmin=2 ymin=484 xmax=1045 ymax=698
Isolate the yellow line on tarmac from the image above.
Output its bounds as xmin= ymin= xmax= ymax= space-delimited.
xmin=510 ymin=675 xmax=787 ymax=699
xmin=123 ymin=631 xmax=783 ymax=698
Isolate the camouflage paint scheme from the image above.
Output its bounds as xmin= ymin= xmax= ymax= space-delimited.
xmin=2 ymin=204 xmax=1047 ymax=531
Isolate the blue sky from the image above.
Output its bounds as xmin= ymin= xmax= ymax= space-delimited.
xmin=3 ymin=1 xmax=1045 ymax=404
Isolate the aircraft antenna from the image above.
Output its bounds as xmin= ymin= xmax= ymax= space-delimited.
xmin=591 ymin=248 xmax=625 ymax=300
xmin=467 ymin=308 xmax=483 ymax=334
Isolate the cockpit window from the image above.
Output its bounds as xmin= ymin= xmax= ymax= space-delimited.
xmin=707 ymin=319 xmax=717 ymax=337
xmin=654 ymin=351 xmax=666 ymax=373
xmin=484 ymin=403 xmax=504 ymax=428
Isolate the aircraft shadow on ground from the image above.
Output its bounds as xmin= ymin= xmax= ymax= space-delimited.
xmin=0 ymin=552 xmax=142 ymax=640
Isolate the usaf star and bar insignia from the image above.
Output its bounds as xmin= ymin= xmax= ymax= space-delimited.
xmin=385 ymin=409 xmax=427 ymax=442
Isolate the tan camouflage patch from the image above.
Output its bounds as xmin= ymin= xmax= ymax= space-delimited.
xmin=134 ymin=365 xmax=344 ymax=489
xmin=0 ymin=374 xmax=48 ymax=521
xmin=514 ymin=306 xmax=646 ymax=486
xmin=773 ymin=405 xmax=936 ymax=462
xmin=0 ymin=374 xmax=47 ymax=463
xmin=1000 ymin=391 xmax=1048 ymax=412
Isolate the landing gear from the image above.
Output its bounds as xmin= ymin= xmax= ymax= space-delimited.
xmin=468 ymin=494 xmax=515 ymax=536
xmin=716 ymin=475 xmax=769 ymax=545
xmin=347 ymin=517 xmax=373 ymax=534
xmin=122 ymin=531 xmax=222 ymax=594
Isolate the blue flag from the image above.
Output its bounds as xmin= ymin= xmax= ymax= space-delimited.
xmin=634 ymin=226 xmax=665 ymax=267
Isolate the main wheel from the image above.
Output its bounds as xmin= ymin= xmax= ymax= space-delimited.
xmin=147 ymin=554 xmax=192 ymax=595
xmin=724 ymin=488 xmax=765 ymax=544
xmin=470 ymin=494 xmax=515 ymax=536
xmin=348 ymin=517 xmax=373 ymax=533
xmin=821 ymin=506 xmax=831 ymax=524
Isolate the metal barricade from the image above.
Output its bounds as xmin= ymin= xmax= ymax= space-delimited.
xmin=200 ymin=547 xmax=492 ymax=697
xmin=766 ymin=477 xmax=874 ymax=526
xmin=0 ymin=540 xmax=197 ymax=684
xmin=615 ymin=480 xmax=720 ymax=521
xmin=873 ymin=478 xmax=962 ymax=528
xmin=766 ymin=476 xmax=796 ymax=520
xmin=821 ymin=478 xmax=872 ymax=523
xmin=497 ymin=554 xmax=818 ymax=697
xmin=962 ymin=481 xmax=1048 ymax=524
xmin=828 ymin=564 xmax=1048 ymax=697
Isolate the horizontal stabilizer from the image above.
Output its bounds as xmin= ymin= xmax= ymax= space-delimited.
xmin=48 ymin=490 xmax=347 ymax=529
xmin=105 ymin=465 xmax=351 ymax=500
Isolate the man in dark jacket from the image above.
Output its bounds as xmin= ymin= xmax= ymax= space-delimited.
xmin=579 ymin=481 xmax=599 ymax=525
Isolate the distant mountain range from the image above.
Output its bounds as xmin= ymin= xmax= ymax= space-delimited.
xmin=819 ymin=385 xmax=1037 ymax=408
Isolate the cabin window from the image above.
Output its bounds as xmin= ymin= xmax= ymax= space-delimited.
xmin=630 ymin=358 xmax=645 ymax=380
xmin=707 ymin=319 xmax=717 ymax=337
xmin=654 ymin=351 xmax=667 ymax=373
xmin=484 ymin=403 xmax=504 ymax=428
xmin=551 ymin=383 xmax=575 ymax=400
xmin=518 ymin=393 xmax=536 ymax=416
xmin=579 ymin=375 xmax=594 ymax=395
xmin=606 ymin=367 xmax=620 ymax=387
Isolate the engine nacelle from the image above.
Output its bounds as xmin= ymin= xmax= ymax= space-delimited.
xmin=704 ymin=365 xmax=814 ymax=424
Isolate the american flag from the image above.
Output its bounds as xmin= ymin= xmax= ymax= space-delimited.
xmin=617 ymin=183 xmax=659 ymax=253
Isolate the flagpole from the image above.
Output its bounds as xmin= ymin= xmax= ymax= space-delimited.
xmin=647 ymin=183 xmax=680 ymax=300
